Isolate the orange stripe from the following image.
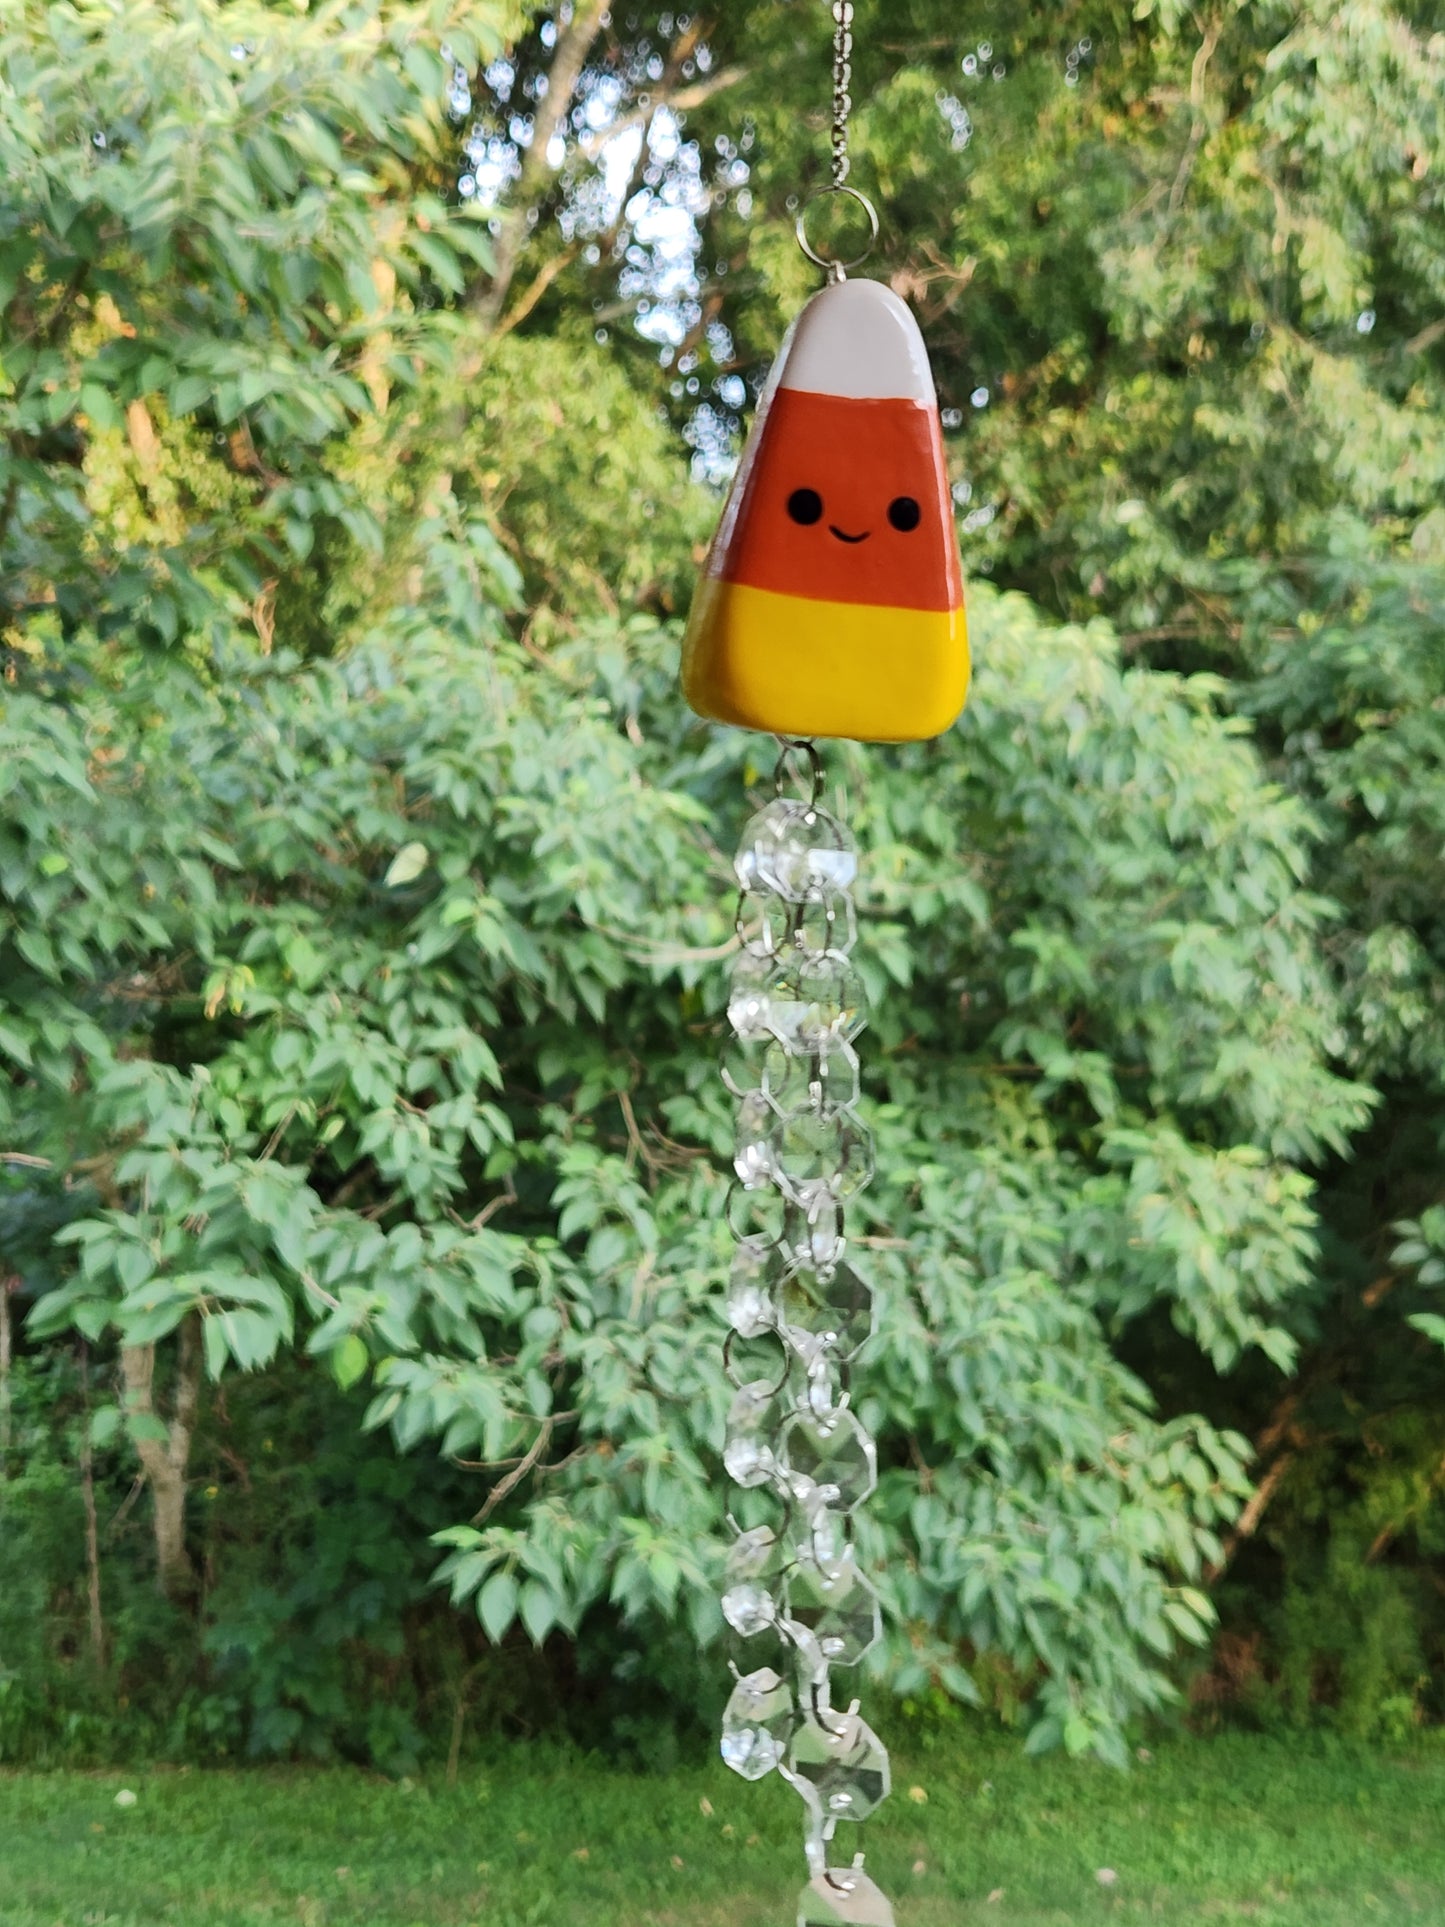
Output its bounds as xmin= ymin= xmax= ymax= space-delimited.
xmin=712 ymin=388 xmax=962 ymax=613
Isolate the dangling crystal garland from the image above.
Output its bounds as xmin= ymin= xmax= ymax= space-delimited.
xmin=718 ymin=742 xmax=895 ymax=1927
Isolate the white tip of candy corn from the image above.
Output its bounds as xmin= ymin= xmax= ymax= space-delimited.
xmin=777 ymin=278 xmax=936 ymax=403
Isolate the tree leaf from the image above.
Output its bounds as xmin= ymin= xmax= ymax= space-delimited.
xmin=384 ymin=842 xmax=430 ymax=888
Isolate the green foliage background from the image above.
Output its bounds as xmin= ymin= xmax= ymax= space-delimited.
xmin=1 ymin=0 xmax=1443 ymax=1770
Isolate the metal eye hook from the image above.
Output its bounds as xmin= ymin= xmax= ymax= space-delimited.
xmin=795 ymin=184 xmax=880 ymax=278
xmin=773 ymin=735 xmax=826 ymax=808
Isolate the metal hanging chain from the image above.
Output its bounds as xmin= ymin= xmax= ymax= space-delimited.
xmin=798 ymin=3 xmax=878 ymax=279
xmin=830 ymin=1 xmax=854 ymax=190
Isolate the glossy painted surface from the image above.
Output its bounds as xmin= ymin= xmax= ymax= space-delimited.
xmin=682 ymin=277 xmax=968 ymax=744
xmin=719 ymin=388 xmax=960 ymax=611
xmin=687 ymin=581 xmax=963 ymax=742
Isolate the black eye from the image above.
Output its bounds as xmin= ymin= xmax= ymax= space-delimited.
xmin=787 ymin=487 xmax=823 ymax=525
xmin=887 ymin=495 xmax=922 ymax=532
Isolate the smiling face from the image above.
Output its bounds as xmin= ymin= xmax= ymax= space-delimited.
xmin=714 ymin=386 xmax=962 ymax=612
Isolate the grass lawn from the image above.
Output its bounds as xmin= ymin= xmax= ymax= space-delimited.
xmin=2 ymin=1729 xmax=1443 ymax=1926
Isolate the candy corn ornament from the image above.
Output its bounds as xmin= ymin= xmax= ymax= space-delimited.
xmin=699 ymin=15 xmax=965 ymax=1925
xmin=681 ymin=274 xmax=968 ymax=744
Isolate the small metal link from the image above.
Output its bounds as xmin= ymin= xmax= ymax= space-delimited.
xmin=723 ymin=1326 xmax=791 ymax=1396
xmin=830 ymin=2 xmax=854 ymax=190
xmin=796 ymin=6 xmax=878 ymax=282
xmin=774 ymin=735 xmax=826 ymax=808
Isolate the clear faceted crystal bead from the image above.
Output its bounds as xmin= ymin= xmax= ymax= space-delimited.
xmin=789 ymin=892 xmax=858 ymax=959
xmin=785 ymin=1710 xmax=891 ymax=1821
xmin=784 ymin=1555 xmax=883 ymax=1668
xmin=795 ymin=952 xmax=868 ymax=1050
xmin=729 ymin=949 xmax=806 ymax=1050
xmin=726 ymin=1327 xmax=787 ymax=1393
xmin=737 ymin=889 xmax=814 ymax=962
xmin=721 ymin=1666 xmax=796 ymax=1781
xmin=724 ymin=1524 xmax=788 ymax=1636
xmin=734 ymin=1088 xmax=778 ymax=1189
xmin=779 ymin=1259 xmax=876 ymax=1362
xmin=735 ymin=799 xmax=858 ymax=902
xmin=771 ymin=1108 xmax=875 ymax=1205
xmin=720 ymin=1031 xmax=765 ymax=1100
xmin=734 ymin=891 xmax=784 ymax=958
xmin=720 ymin=1495 xmax=786 ymax=1634
xmin=797 ymin=1871 xmax=897 ymax=1926
xmin=724 ymin=1380 xmax=783 ymax=1488
xmin=722 ymin=1579 xmax=776 ymax=1637
xmin=780 ymin=1407 xmax=878 ymax=1512
xmin=763 ymin=1040 xmax=860 ymax=1116
xmin=723 ymin=1612 xmax=791 ymax=1688
xmin=728 ymin=948 xmax=785 ymax=1042
xmin=726 ymin=1238 xmax=783 ymax=1339
xmin=727 ymin=1517 xmax=780 ymax=1571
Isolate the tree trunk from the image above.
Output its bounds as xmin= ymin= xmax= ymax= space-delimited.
xmin=121 ymin=1314 xmax=202 ymax=1601
xmin=473 ymin=0 xmax=611 ymax=329
xmin=0 ymin=1274 xmax=13 ymax=1466
xmin=77 ymin=1340 xmax=107 ymax=1667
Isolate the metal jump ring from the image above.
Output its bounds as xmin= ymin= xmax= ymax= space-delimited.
xmin=726 ymin=1179 xmax=787 ymax=1248
xmin=773 ymin=736 xmax=825 ymax=807
xmin=723 ymin=1325 xmax=790 ymax=1397
xmin=795 ymin=184 xmax=879 ymax=277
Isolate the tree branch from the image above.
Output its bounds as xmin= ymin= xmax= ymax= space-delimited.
xmin=494 ymin=241 xmax=582 ymax=339
xmin=578 ymin=61 xmax=747 ymax=165
xmin=121 ymin=1325 xmax=201 ymax=1601
xmin=1205 ymin=1447 xmax=1296 ymax=1585
xmin=470 ymin=1416 xmax=555 ymax=1524
xmin=1168 ymin=18 xmax=1222 ymax=218
xmin=475 ymin=0 xmax=612 ymax=329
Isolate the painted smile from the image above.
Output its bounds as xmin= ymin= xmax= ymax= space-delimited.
xmin=829 ymin=525 xmax=870 ymax=544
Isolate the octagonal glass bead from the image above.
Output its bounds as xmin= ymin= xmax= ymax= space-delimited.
xmin=794 ymin=1503 xmax=850 ymax=1572
xmin=788 ymin=892 xmax=858 ymax=959
xmin=794 ymin=951 xmax=868 ymax=1051
xmin=722 ymin=1579 xmax=776 ymax=1638
xmin=727 ymin=1521 xmax=788 ymax=1587
xmin=721 ymin=1665 xmax=796 ymax=1781
xmin=728 ymin=947 xmax=797 ymax=1044
xmin=783 ymin=1198 xmax=846 ymax=1273
xmin=779 ymin=1258 xmax=876 ymax=1362
xmin=734 ymin=1087 xmax=779 ymax=1189
xmin=797 ymin=1871 xmax=896 ymax=1926
xmin=762 ymin=1040 xmax=860 ymax=1117
xmin=722 ymin=1522 xmax=789 ymax=1637
xmin=724 ymin=1379 xmax=784 ymax=1488
xmin=726 ymin=1237 xmax=785 ymax=1340
xmin=734 ymin=799 xmax=858 ymax=903
xmin=779 ymin=1406 xmax=877 ymax=1512
xmin=770 ymin=1107 xmax=874 ymax=1206
xmin=723 ymin=1610 xmax=792 ymax=1689
xmin=783 ymin=1554 xmax=882 ymax=1668
xmin=785 ymin=1709 xmax=891 ymax=1822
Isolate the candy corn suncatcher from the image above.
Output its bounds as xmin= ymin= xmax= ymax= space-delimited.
xmin=681 ymin=275 xmax=969 ymax=744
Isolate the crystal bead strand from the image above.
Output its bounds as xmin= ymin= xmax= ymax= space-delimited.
xmin=719 ymin=741 xmax=894 ymax=1927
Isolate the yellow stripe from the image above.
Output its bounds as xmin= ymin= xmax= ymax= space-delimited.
xmin=681 ymin=578 xmax=970 ymax=744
